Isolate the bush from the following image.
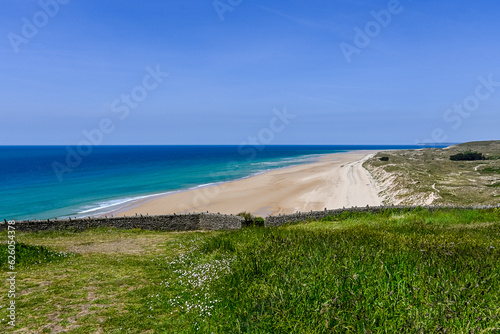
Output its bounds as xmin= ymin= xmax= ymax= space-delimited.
xmin=450 ymin=151 xmax=486 ymax=161
xmin=379 ymin=156 xmax=389 ymax=162
xmin=237 ymin=212 xmax=265 ymax=227
xmin=252 ymin=217 xmax=265 ymax=227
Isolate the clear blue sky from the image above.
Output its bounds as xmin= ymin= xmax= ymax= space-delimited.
xmin=1 ymin=0 xmax=499 ymax=145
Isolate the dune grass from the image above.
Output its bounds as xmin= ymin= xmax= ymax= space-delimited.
xmin=1 ymin=208 xmax=500 ymax=333
xmin=364 ymin=141 xmax=500 ymax=206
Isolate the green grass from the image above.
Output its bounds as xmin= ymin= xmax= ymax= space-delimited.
xmin=1 ymin=209 xmax=500 ymax=333
xmin=481 ymin=167 xmax=500 ymax=174
xmin=0 ymin=242 xmax=75 ymax=270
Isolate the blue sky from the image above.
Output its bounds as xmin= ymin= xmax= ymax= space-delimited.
xmin=1 ymin=0 xmax=499 ymax=145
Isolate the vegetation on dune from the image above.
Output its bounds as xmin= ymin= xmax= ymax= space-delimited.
xmin=1 ymin=208 xmax=499 ymax=333
xmin=364 ymin=140 xmax=500 ymax=206
xmin=481 ymin=167 xmax=500 ymax=174
xmin=450 ymin=151 xmax=487 ymax=161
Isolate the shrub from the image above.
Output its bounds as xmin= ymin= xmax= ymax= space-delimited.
xmin=450 ymin=151 xmax=486 ymax=161
xmin=237 ymin=212 xmax=265 ymax=227
xmin=237 ymin=212 xmax=252 ymax=223
xmin=379 ymin=156 xmax=389 ymax=162
xmin=252 ymin=217 xmax=265 ymax=227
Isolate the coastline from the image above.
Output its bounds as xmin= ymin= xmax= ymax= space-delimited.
xmin=113 ymin=150 xmax=384 ymax=218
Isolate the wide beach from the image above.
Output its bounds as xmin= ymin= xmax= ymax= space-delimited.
xmin=116 ymin=150 xmax=383 ymax=217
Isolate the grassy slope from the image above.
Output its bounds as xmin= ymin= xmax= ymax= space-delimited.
xmin=1 ymin=208 xmax=500 ymax=333
xmin=364 ymin=140 xmax=500 ymax=206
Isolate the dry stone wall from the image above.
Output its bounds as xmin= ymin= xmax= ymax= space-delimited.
xmin=0 ymin=213 xmax=243 ymax=232
xmin=2 ymin=205 xmax=498 ymax=232
xmin=264 ymin=205 xmax=499 ymax=227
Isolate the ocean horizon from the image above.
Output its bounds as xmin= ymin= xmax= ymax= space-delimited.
xmin=0 ymin=145 xmax=448 ymax=221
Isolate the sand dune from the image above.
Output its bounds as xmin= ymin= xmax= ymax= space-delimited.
xmin=115 ymin=151 xmax=382 ymax=217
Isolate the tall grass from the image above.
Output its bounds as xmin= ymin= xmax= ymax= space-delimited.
xmin=158 ymin=209 xmax=500 ymax=333
xmin=0 ymin=242 xmax=74 ymax=270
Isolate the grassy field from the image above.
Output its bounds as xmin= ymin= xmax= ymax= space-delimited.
xmin=364 ymin=140 xmax=500 ymax=206
xmin=1 ymin=208 xmax=500 ymax=333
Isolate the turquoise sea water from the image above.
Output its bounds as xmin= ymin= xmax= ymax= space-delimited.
xmin=0 ymin=145 xmax=443 ymax=220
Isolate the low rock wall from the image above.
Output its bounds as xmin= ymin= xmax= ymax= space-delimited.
xmin=265 ymin=205 xmax=499 ymax=227
xmin=2 ymin=205 xmax=497 ymax=232
xmin=0 ymin=213 xmax=243 ymax=232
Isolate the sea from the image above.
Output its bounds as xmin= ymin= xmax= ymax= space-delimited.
xmin=0 ymin=145 xmax=446 ymax=221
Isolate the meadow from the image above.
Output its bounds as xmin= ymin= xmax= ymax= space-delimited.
xmin=1 ymin=207 xmax=500 ymax=333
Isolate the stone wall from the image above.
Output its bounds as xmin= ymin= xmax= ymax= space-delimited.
xmin=199 ymin=213 xmax=243 ymax=231
xmin=0 ymin=213 xmax=243 ymax=233
xmin=265 ymin=205 xmax=499 ymax=227
xmin=2 ymin=205 xmax=497 ymax=233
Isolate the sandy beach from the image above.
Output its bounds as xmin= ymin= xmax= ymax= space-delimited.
xmin=116 ymin=151 xmax=383 ymax=217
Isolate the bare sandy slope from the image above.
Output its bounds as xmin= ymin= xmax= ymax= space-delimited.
xmin=115 ymin=151 xmax=382 ymax=217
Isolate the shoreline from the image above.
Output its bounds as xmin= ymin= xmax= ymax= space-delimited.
xmin=100 ymin=152 xmax=333 ymax=218
xmin=112 ymin=150 xmax=384 ymax=218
